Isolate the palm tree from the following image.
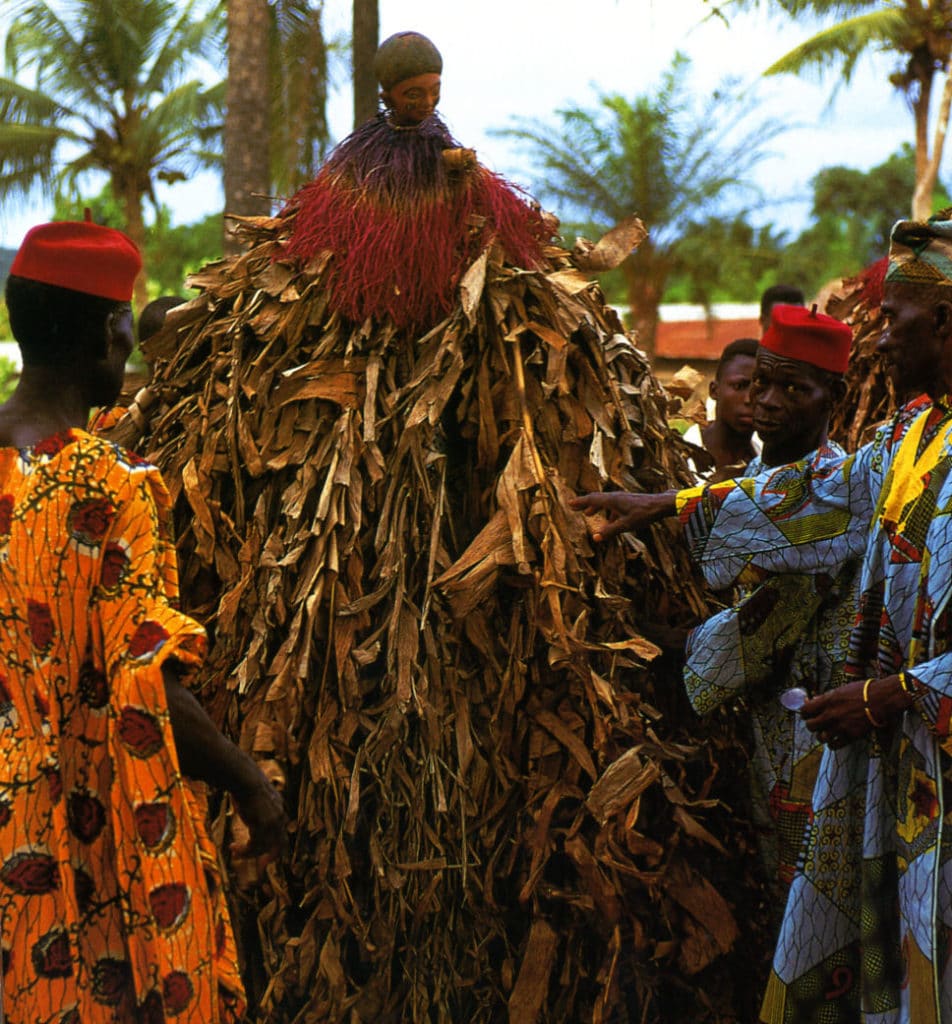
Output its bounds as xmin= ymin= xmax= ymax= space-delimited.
xmin=352 ymin=0 xmax=379 ymax=128
xmin=223 ymin=0 xmax=335 ymax=251
xmin=224 ymin=0 xmax=271 ymax=253
xmin=495 ymin=53 xmax=784 ymax=349
xmin=0 ymin=0 xmax=224 ymax=308
xmin=269 ymin=0 xmax=331 ymax=198
xmin=752 ymin=0 xmax=952 ymax=219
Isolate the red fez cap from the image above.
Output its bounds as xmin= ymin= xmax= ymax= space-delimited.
xmin=10 ymin=219 xmax=141 ymax=302
xmin=760 ymin=303 xmax=852 ymax=374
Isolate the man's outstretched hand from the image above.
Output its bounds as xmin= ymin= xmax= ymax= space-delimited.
xmin=568 ymin=489 xmax=678 ymax=542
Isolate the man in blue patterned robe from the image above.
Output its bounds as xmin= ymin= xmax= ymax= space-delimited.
xmin=571 ymin=212 xmax=952 ymax=1022
xmin=682 ymin=306 xmax=855 ymax=904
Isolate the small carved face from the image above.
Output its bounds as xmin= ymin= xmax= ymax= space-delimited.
xmin=382 ymin=72 xmax=441 ymax=125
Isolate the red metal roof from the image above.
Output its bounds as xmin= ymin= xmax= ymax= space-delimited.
xmin=654 ymin=318 xmax=761 ymax=360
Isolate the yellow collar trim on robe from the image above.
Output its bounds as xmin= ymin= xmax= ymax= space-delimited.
xmin=880 ymin=400 xmax=952 ymax=533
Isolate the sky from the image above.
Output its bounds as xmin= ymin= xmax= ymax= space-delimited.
xmin=0 ymin=0 xmax=919 ymax=249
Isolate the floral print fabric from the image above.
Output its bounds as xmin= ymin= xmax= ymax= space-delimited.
xmin=0 ymin=429 xmax=244 ymax=1023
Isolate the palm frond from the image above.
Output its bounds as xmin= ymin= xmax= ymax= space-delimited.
xmin=5 ymin=3 xmax=115 ymax=115
xmin=143 ymin=0 xmax=223 ymax=96
xmin=0 ymin=0 xmax=228 ymax=244
xmin=494 ymin=113 xmax=627 ymax=229
xmin=140 ymin=81 xmax=224 ymax=172
xmin=765 ymin=8 xmax=911 ymax=82
xmin=270 ymin=2 xmax=332 ymax=193
xmin=0 ymin=75 xmax=73 ymax=121
xmin=771 ymin=0 xmax=887 ymax=16
xmin=493 ymin=51 xmax=783 ymax=262
xmin=0 ymin=120 xmax=84 ymax=203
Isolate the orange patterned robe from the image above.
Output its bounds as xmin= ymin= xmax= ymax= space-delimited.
xmin=0 ymin=428 xmax=244 ymax=1023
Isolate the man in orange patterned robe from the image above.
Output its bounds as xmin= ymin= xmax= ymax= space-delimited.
xmin=0 ymin=219 xmax=286 ymax=1022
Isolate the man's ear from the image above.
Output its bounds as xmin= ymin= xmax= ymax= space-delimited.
xmin=708 ymin=378 xmax=718 ymax=401
xmin=100 ymin=307 xmax=127 ymax=363
xmin=97 ymin=309 xmax=116 ymax=361
xmin=934 ymin=298 xmax=952 ymax=336
xmin=829 ymin=376 xmax=847 ymax=411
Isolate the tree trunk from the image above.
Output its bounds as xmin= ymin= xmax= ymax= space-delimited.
xmin=224 ymin=0 xmax=272 ymax=255
xmin=352 ymin=0 xmax=379 ymax=129
xmin=113 ymin=176 xmax=150 ymax=313
xmin=622 ymin=245 xmax=669 ymax=355
xmin=913 ymin=64 xmax=952 ymax=219
xmin=270 ymin=5 xmax=328 ymax=195
xmin=911 ymin=58 xmax=936 ymax=219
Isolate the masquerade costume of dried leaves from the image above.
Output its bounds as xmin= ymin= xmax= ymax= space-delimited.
xmin=108 ymin=33 xmax=774 ymax=1023
xmin=825 ymin=257 xmax=897 ymax=449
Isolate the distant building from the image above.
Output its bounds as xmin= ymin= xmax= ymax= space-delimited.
xmin=652 ymin=303 xmax=760 ymax=381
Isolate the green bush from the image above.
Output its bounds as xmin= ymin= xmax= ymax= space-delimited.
xmin=0 ymin=357 xmax=19 ymax=402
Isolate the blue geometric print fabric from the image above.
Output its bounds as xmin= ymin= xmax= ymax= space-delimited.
xmin=683 ymin=442 xmax=859 ymax=896
xmin=680 ymin=395 xmax=952 ymax=1022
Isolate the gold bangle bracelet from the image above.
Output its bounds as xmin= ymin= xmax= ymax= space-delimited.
xmin=898 ymin=670 xmax=917 ymax=699
xmin=863 ymin=678 xmax=886 ymax=728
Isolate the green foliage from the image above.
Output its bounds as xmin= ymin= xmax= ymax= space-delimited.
xmin=594 ymin=217 xmax=788 ymax=306
xmin=762 ymin=6 xmax=909 ymax=86
xmin=493 ymin=54 xmax=787 ymax=336
xmin=665 ymin=216 xmax=789 ymax=304
xmin=0 ymin=0 xmax=225 ymax=258
xmin=719 ymin=0 xmax=952 ymax=216
xmin=51 ymin=185 xmax=126 ymax=230
xmin=54 ymin=183 xmax=222 ymax=300
xmin=0 ymin=356 xmax=18 ymax=401
xmin=497 ymin=54 xmax=782 ymax=247
xmin=776 ymin=144 xmax=950 ymax=294
xmin=144 ymin=210 xmax=223 ymax=296
xmin=269 ymin=1 xmax=343 ymax=194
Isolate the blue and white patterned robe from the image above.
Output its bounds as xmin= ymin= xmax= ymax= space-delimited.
xmin=683 ymin=441 xmax=858 ymax=895
xmin=678 ymin=395 xmax=952 ymax=1022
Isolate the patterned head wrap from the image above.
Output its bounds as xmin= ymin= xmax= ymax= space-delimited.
xmin=886 ymin=208 xmax=952 ymax=288
xmin=373 ymin=31 xmax=442 ymax=89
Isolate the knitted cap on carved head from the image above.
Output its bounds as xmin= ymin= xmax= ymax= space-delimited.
xmin=373 ymin=31 xmax=442 ymax=89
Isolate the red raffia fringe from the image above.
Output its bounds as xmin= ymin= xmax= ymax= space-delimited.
xmin=277 ymin=114 xmax=550 ymax=330
xmin=859 ymin=256 xmax=888 ymax=308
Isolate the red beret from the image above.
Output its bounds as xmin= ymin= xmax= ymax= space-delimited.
xmin=760 ymin=303 xmax=852 ymax=374
xmin=10 ymin=220 xmax=141 ymax=302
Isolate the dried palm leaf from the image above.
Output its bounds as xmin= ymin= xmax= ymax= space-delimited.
xmin=107 ymin=210 xmax=773 ymax=1023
